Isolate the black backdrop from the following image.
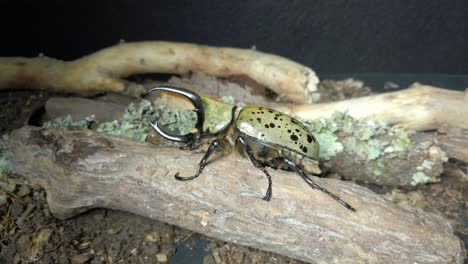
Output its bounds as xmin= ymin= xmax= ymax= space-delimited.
xmin=1 ymin=0 xmax=467 ymax=75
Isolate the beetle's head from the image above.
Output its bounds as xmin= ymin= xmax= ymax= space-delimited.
xmin=148 ymin=86 xmax=236 ymax=143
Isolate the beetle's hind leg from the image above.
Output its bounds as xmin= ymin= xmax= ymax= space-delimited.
xmin=175 ymin=139 xmax=221 ymax=181
xmin=273 ymin=157 xmax=356 ymax=212
xmin=237 ymin=137 xmax=273 ymax=201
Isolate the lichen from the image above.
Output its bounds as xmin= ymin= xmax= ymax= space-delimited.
xmin=392 ymin=129 xmax=413 ymax=157
xmin=315 ymin=132 xmax=344 ymax=160
xmin=42 ymin=115 xmax=95 ymax=128
xmin=0 ymin=134 xmax=13 ymax=176
xmin=411 ymin=172 xmax=432 ymax=186
xmin=416 ymin=160 xmax=433 ymax=171
xmin=219 ymin=96 xmax=235 ymax=104
xmin=302 ymin=117 xmax=343 ymax=160
xmin=367 ymin=139 xmax=386 ymax=160
xmin=301 ymin=111 xmax=414 ymax=164
xmin=219 ymin=95 xmax=246 ymax=109
xmin=97 ymin=100 xmax=196 ymax=142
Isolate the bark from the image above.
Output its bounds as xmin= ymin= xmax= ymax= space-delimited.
xmin=10 ymin=126 xmax=465 ymax=264
xmin=0 ymin=41 xmax=319 ymax=103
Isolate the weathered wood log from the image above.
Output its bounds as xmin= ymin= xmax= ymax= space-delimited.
xmin=10 ymin=126 xmax=465 ymax=264
xmin=43 ymin=96 xmax=448 ymax=188
xmin=282 ymin=83 xmax=468 ymax=131
xmin=0 ymin=41 xmax=319 ymax=103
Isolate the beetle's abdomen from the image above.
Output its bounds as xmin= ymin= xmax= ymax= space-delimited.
xmin=237 ymin=133 xmax=321 ymax=175
xmin=236 ymin=106 xmax=320 ymax=161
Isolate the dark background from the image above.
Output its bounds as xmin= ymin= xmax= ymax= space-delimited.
xmin=1 ymin=0 xmax=467 ymax=78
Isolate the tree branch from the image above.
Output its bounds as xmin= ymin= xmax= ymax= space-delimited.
xmin=0 ymin=41 xmax=319 ymax=103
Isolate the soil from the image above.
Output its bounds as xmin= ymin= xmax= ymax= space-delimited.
xmin=0 ymin=84 xmax=466 ymax=263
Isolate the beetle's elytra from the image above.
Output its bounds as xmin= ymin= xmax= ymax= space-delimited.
xmin=149 ymin=86 xmax=355 ymax=211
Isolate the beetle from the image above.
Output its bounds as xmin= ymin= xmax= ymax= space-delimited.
xmin=149 ymin=86 xmax=355 ymax=211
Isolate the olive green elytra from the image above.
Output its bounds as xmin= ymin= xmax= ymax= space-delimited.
xmin=236 ymin=106 xmax=319 ymax=162
xmin=149 ymin=86 xmax=355 ymax=211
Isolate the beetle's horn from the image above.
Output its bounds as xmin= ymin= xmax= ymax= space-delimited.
xmin=148 ymin=86 xmax=204 ymax=143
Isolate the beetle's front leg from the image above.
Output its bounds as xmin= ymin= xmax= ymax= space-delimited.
xmin=175 ymin=139 xmax=221 ymax=181
xmin=237 ymin=137 xmax=273 ymax=201
xmin=179 ymin=141 xmax=201 ymax=151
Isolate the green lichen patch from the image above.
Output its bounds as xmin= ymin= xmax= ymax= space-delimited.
xmin=40 ymin=99 xmax=197 ymax=143
xmin=411 ymin=172 xmax=432 ymax=186
xmin=392 ymin=129 xmax=413 ymax=157
xmin=302 ymin=118 xmax=343 ymax=161
xmin=417 ymin=160 xmax=434 ymax=171
xmin=0 ymin=134 xmax=13 ymax=176
xmin=219 ymin=96 xmax=235 ymax=104
xmin=97 ymin=100 xmax=196 ymax=142
xmin=314 ymin=132 xmax=344 ymax=160
xmin=42 ymin=115 xmax=95 ymax=129
xmin=219 ymin=95 xmax=246 ymax=109
xmin=301 ymin=112 xmax=414 ymax=163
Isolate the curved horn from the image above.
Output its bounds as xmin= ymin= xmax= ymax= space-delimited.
xmin=148 ymin=86 xmax=204 ymax=142
xmin=150 ymin=121 xmax=194 ymax=143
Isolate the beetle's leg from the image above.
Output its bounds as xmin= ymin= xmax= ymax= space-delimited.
xmin=180 ymin=141 xmax=201 ymax=151
xmin=274 ymin=157 xmax=356 ymax=212
xmin=237 ymin=137 xmax=273 ymax=201
xmin=175 ymin=139 xmax=221 ymax=181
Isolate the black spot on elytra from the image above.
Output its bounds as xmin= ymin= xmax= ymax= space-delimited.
xmin=261 ymin=133 xmax=264 ymax=137
xmin=270 ymin=123 xmax=275 ymax=128
xmin=278 ymin=126 xmax=281 ymax=128
xmin=291 ymin=119 xmax=298 ymax=124
xmin=257 ymin=118 xmax=262 ymax=123
xmin=259 ymin=107 xmax=263 ymax=110
xmin=307 ymin=135 xmax=313 ymax=143
xmin=261 ymin=111 xmax=264 ymax=114
xmin=265 ymin=124 xmax=269 ymax=128
xmin=280 ymin=119 xmax=283 ymax=121
xmin=295 ymin=129 xmax=300 ymax=132
xmin=274 ymin=117 xmax=278 ymax=120
xmin=290 ymin=135 xmax=298 ymax=141
xmin=287 ymin=129 xmax=291 ymax=133
xmin=250 ymin=119 xmax=253 ymax=121
xmin=268 ymin=110 xmax=274 ymax=113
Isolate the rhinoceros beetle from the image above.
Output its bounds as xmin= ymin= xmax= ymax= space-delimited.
xmin=149 ymin=86 xmax=355 ymax=211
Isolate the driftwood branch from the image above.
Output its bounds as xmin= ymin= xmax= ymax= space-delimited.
xmin=282 ymin=83 xmax=468 ymax=131
xmin=10 ymin=126 xmax=464 ymax=264
xmin=0 ymin=41 xmax=319 ymax=103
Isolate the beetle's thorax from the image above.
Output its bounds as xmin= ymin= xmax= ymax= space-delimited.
xmin=199 ymin=96 xmax=236 ymax=136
